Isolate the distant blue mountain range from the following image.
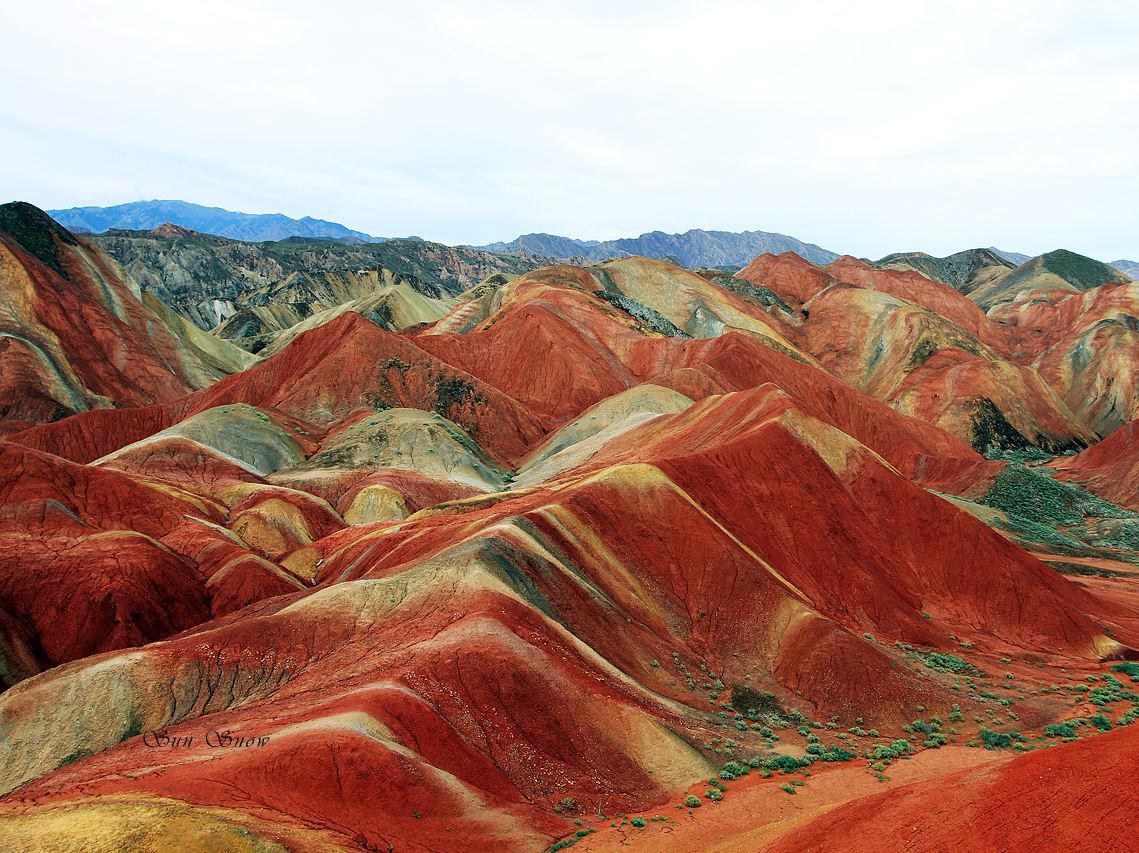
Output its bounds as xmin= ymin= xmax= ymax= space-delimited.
xmin=478 ymin=229 xmax=839 ymax=268
xmin=48 ymin=200 xmax=383 ymax=243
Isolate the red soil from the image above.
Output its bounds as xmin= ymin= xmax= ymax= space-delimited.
xmin=1051 ymin=416 xmax=1139 ymax=509
xmin=767 ymin=723 xmax=1139 ymax=852
xmin=0 ymin=205 xmax=211 ymax=431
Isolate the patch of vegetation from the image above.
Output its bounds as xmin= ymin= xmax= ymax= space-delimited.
xmin=898 ymin=645 xmax=984 ymax=677
xmin=761 ymin=754 xmax=813 ymax=774
xmin=1040 ymin=249 xmax=1125 ymax=291
xmin=968 ymin=397 xmax=1030 ymax=454
xmin=553 ymin=797 xmax=578 ymax=814
xmin=872 ymin=739 xmax=913 ymax=761
xmin=1089 ymin=714 xmax=1113 ymax=732
xmin=434 ymin=375 xmax=485 ymax=417
xmin=683 ymin=795 xmax=701 ymax=808
xmin=1044 ymin=721 xmax=1079 ymax=739
xmin=905 ymin=338 xmax=940 ymax=371
xmin=0 ymin=201 xmax=78 ymax=277
xmin=991 ymin=515 xmax=1089 ymax=551
xmin=984 ymin=445 xmax=1053 ymax=463
xmin=381 ymin=356 xmax=410 ymax=372
xmin=367 ymin=300 xmax=396 ymax=329
xmin=729 ymin=685 xmax=786 ymax=718
xmin=710 ymin=275 xmax=794 ymax=314
xmin=595 ymin=291 xmax=692 ymax=338
xmin=1111 ymin=662 xmax=1139 ymax=681
xmin=1047 ymin=561 xmax=1129 ymax=579
xmin=984 ymin=464 xmax=1133 ymax=527
xmin=979 ymin=728 xmax=1023 ymax=750
xmin=1088 ymin=674 xmax=1136 ymax=706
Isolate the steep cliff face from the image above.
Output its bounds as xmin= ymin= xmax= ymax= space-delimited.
xmin=94 ymin=228 xmax=551 ymax=330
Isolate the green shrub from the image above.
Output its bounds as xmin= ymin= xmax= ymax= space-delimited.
xmin=817 ymin=745 xmax=857 ymax=762
xmin=1090 ymin=714 xmax=1113 ymax=732
xmin=873 ymin=740 xmax=912 ymax=761
xmin=984 ymin=464 xmax=1132 ymax=526
xmin=979 ymin=728 xmax=1022 ymax=749
xmin=720 ymin=761 xmax=749 ymax=780
xmin=762 ymin=754 xmax=813 ymax=773
xmin=1111 ymin=662 xmax=1139 ymax=681
xmin=1044 ymin=722 xmax=1079 ymax=739
xmin=780 ymin=783 xmax=797 ymax=795
xmin=631 ymin=817 xmax=646 ymax=828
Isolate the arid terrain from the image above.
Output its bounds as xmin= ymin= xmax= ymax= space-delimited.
xmin=1 ymin=201 xmax=1137 ymax=852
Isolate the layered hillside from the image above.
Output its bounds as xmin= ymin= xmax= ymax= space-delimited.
xmin=968 ymin=249 xmax=1130 ymax=310
xmin=737 ymin=252 xmax=1096 ymax=453
xmin=990 ymin=281 xmax=1139 ymax=435
xmin=1 ymin=239 xmax=1137 ymax=851
xmin=0 ymin=202 xmax=249 ymax=434
xmin=94 ymin=227 xmax=549 ymax=331
xmin=874 ymin=248 xmax=1015 ymax=296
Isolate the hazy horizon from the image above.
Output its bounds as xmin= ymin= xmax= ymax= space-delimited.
xmin=3 ymin=1 xmax=1137 ymax=259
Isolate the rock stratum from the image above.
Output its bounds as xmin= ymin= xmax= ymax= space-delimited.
xmin=1 ymin=202 xmax=1138 ymax=851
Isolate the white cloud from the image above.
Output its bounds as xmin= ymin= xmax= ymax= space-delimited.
xmin=0 ymin=0 xmax=1136 ymax=258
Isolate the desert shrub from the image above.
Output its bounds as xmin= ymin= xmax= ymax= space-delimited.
xmin=1089 ymin=674 xmax=1136 ymax=706
xmin=1090 ymin=714 xmax=1113 ymax=732
xmin=873 ymin=740 xmax=912 ymax=761
xmin=720 ymin=761 xmax=749 ymax=780
xmin=631 ymin=817 xmax=646 ymax=828
xmin=979 ymin=728 xmax=1022 ymax=750
xmin=762 ymin=754 xmax=813 ymax=774
xmin=684 ymin=795 xmax=701 ymax=808
xmin=1111 ymin=662 xmax=1139 ymax=681
xmin=817 ymin=745 xmax=857 ymax=762
xmin=917 ymin=651 xmax=984 ymax=676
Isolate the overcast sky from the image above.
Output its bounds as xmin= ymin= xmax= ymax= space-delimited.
xmin=1 ymin=0 xmax=1136 ymax=258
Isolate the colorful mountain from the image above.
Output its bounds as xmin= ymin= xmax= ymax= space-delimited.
xmin=0 ymin=202 xmax=249 ymax=434
xmin=1 ymin=202 xmax=1137 ymax=851
xmin=968 ymin=249 xmax=1131 ymax=310
xmin=874 ymin=248 xmax=1015 ymax=296
xmin=91 ymin=226 xmax=548 ymax=331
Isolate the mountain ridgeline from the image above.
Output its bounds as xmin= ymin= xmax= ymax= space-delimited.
xmin=478 ymin=227 xmax=839 ymax=267
xmin=48 ymin=200 xmax=386 ymax=243
xmin=90 ymin=226 xmax=549 ymax=331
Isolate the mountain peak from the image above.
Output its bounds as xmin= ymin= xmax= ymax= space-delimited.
xmin=149 ymin=222 xmax=200 ymax=239
xmin=0 ymin=200 xmax=80 ymax=275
